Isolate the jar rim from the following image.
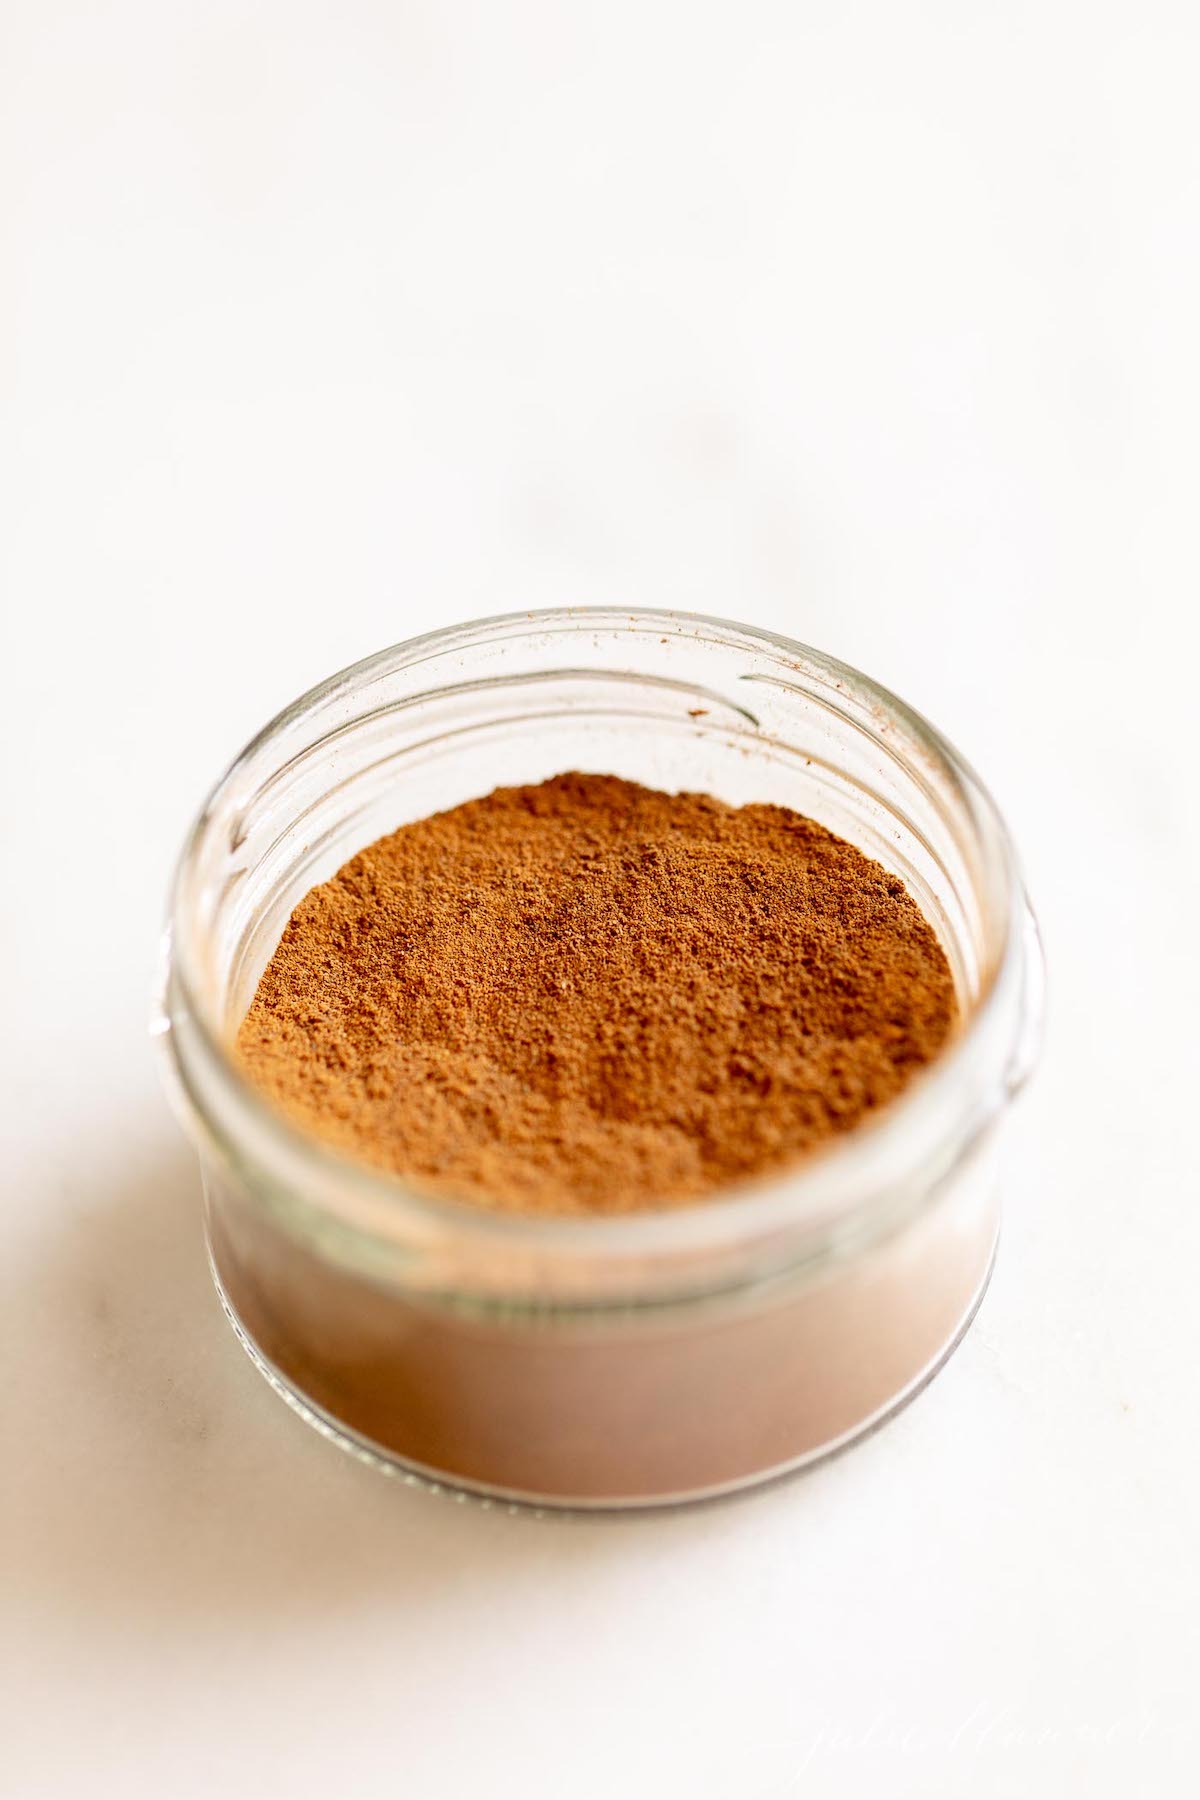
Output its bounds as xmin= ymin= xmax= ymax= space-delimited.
xmin=161 ymin=606 xmax=1040 ymax=1294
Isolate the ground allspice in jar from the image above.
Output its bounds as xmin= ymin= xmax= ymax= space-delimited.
xmin=236 ymin=774 xmax=957 ymax=1213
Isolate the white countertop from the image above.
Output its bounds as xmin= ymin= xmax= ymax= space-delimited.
xmin=4 ymin=4 xmax=1197 ymax=1794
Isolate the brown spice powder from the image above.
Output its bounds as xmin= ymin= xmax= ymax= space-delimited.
xmin=237 ymin=773 xmax=956 ymax=1213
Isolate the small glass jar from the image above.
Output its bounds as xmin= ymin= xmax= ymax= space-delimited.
xmin=159 ymin=608 xmax=1042 ymax=1509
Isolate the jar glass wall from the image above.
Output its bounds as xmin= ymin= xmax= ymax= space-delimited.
xmin=159 ymin=609 xmax=1042 ymax=1508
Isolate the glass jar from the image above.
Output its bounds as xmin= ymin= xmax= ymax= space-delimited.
xmin=158 ymin=608 xmax=1042 ymax=1509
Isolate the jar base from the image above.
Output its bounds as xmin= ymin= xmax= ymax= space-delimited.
xmin=208 ymin=1236 xmax=999 ymax=1516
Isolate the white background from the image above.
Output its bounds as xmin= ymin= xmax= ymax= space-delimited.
xmin=3 ymin=3 xmax=1198 ymax=1795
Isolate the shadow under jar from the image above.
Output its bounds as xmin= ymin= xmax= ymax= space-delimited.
xmin=160 ymin=608 xmax=1043 ymax=1510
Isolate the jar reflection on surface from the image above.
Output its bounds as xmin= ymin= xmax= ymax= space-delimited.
xmin=161 ymin=609 xmax=1042 ymax=1509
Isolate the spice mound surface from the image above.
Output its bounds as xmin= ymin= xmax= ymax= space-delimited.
xmin=237 ymin=774 xmax=956 ymax=1214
